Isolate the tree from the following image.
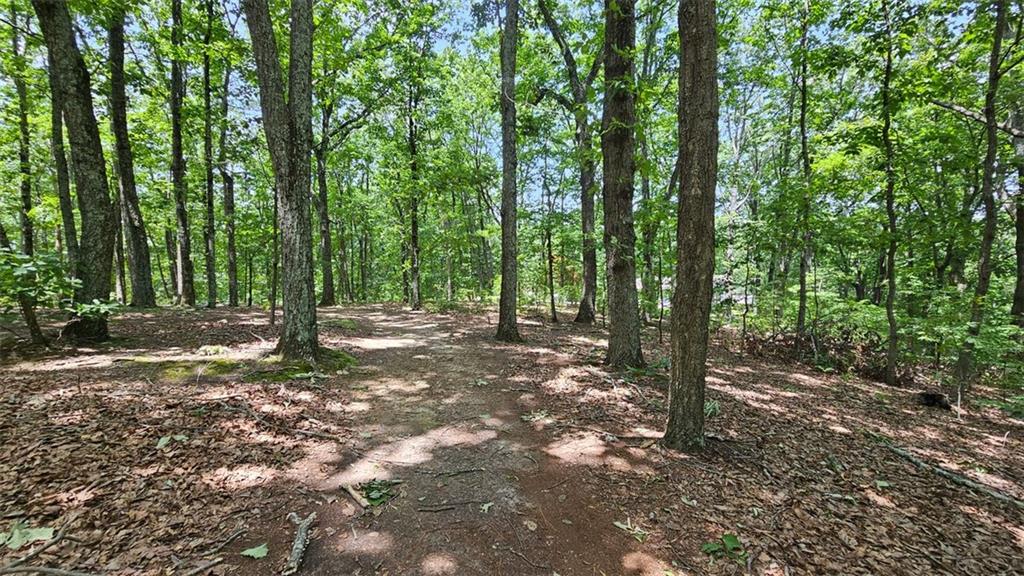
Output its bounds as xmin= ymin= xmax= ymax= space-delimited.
xmin=537 ymin=0 xmax=603 ymax=324
xmin=879 ymin=0 xmax=898 ymax=386
xmin=48 ymin=60 xmax=78 ymax=278
xmin=32 ymin=0 xmax=116 ymax=340
xmin=202 ymin=0 xmax=217 ymax=308
xmin=602 ymin=0 xmax=643 ymax=367
xmin=496 ymin=0 xmax=522 ymax=342
xmin=243 ymin=0 xmax=320 ymax=361
xmin=171 ymin=0 xmax=196 ymax=306
xmin=109 ymin=7 xmax=157 ymax=307
xmin=954 ymin=0 xmax=1009 ymax=391
xmin=663 ymin=0 xmax=717 ymax=451
xmin=9 ymin=4 xmax=33 ymax=258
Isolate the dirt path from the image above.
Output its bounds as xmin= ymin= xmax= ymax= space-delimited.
xmin=299 ymin=305 xmax=669 ymax=575
xmin=3 ymin=304 xmax=1022 ymax=576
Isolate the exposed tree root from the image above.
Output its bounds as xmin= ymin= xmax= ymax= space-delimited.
xmin=281 ymin=512 xmax=316 ymax=576
xmin=884 ymin=443 xmax=1024 ymax=509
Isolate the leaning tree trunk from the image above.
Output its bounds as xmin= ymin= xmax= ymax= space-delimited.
xmin=33 ymin=0 xmax=116 ymax=341
xmin=496 ymin=0 xmax=522 ymax=342
xmin=663 ymin=0 xmax=718 ymax=452
xmin=955 ymin=0 xmax=1007 ymax=391
xmin=171 ymin=0 xmax=196 ymax=306
xmin=602 ymin=0 xmax=643 ymax=368
xmin=202 ymin=0 xmax=217 ymax=308
xmin=49 ymin=62 xmax=78 ymax=276
xmin=244 ymin=0 xmax=319 ymax=361
xmin=109 ymin=9 xmax=157 ymax=307
xmin=537 ymin=0 xmax=601 ymax=324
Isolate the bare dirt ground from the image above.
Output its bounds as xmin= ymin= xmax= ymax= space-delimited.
xmin=1 ymin=304 xmax=1023 ymax=575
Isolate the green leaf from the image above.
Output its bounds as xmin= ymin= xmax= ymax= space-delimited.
xmin=722 ymin=533 xmax=742 ymax=551
xmin=156 ymin=436 xmax=171 ymax=449
xmin=4 ymin=524 xmax=54 ymax=550
xmin=240 ymin=543 xmax=268 ymax=559
xmin=480 ymin=502 xmax=493 ymax=513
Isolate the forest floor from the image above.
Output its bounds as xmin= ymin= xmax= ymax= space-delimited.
xmin=1 ymin=304 xmax=1023 ymax=576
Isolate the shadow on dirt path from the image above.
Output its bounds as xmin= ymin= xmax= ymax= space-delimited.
xmin=301 ymin=304 xmax=669 ymax=575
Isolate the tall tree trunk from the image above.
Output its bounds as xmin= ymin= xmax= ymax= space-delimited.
xmin=49 ymin=62 xmax=78 ymax=276
xmin=171 ymin=0 xmax=196 ymax=306
xmin=218 ymin=64 xmax=239 ymax=306
xmin=407 ymin=88 xmax=423 ymax=311
xmin=33 ymin=0 xmax=116 ymax=341
xmin=202 ymin=0 xmax=217 ymax=307
xmin=10 ymin=6 xmax=33 ymax=257
xmin=165 ymin=229 xmax=178 ymax=297
xmin=955 ymin=0 xmax=1006 ymax=390
xmin=537 ymin=0 xmax=601 ymax=324
xmin=269 ymin=191 xmax=280 ymax=326
xmin=1011 ymin=110 xmax=1024 ymax=327
xmin=602 ymin=0 xmax=643 ymax=367
xmin=796 ymin=0 xmax=812 ymax=342
xmin=335 ymin=174 xmax=349 ymax=302
xmin=246 ymin=251 xmax=254 ymax=306
xmin=496 ymin=0 xmax=522 ymax=342
xmin=315 ymin=144 xmax=336 ymax=306
xmin=244 ymin=0 xmax=319 ymax=361
xmin=881 ymin=0 xmax=898 ymax=386
xmin=109 ymin=9 xmax=157 ymax=307
xmin=664 ymin=0 xmax=718 ymax=451
xmin=113 ymin=193 xmax=127 ymax=304
xmin=577 ymin=116 xmax=599 ymax=324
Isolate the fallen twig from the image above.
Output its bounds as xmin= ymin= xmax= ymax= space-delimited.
xmin=0 ymin=567 xmax=100 ymax=576
xmin=179 ymin=557 xmax=223 ymax=576
xmin=343 ymin=484 xmax=370 ymax=508
xmin=202 ymin=528 xmax=245 ymax=557
xmin=281 ymin=512 xmax=317 ymax=576
xmin=417 ymin=505 xmax=455 ymax=512
xmin=413 ymin=467 xmax=486 ymax=478
xmin=495 ymin=544 xmax=550 ymax=570
xmin=883 ymin=443 xmax=1024 ymax=509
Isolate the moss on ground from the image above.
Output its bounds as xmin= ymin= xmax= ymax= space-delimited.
xmin=244 ymin=347 xmax=357 ymax=382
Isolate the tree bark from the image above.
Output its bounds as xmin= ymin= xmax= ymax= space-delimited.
xmin=48 ymin=62 xmax=78 ymax=277
xmin=33 ymin=0 xmax=116 ymax=341
xmin=218 ymin=64 xmax=239 ymax=306
xmin=10 ymin=5 xmax=33 ymax=257
xmin=955 ymin=0 xmax=1007 ymax=390
xmin=602 ymin=0 xmax=643 ymax=367
xmin=109 ymin=9 xmax=157 ymax=307
xmin=496 ymin=0 xmax=522 ymax=342
xmin=171 ymin=0 xmax=196 ymax=306
xmin=880 ymin=0 xmax=898 ymax=386
xmin=407 ymin=87 xmax=423 ymax=311
xmin=537 ymin=0 xmax=601 ymax=324
xmin=315 ymin=133 xmax=336 ymax=306
xmin=796 ymin=0 xmax=812 ymax=342
xmin=1011 ymin=110 xmax=1024 ymax=327
xmin=663 ymin=0 xmax=717 ymax=451
xmin=243 ymin=0 xmax=319 ymax=361
xmin=202 ymin=0 xmax=217 ymax=307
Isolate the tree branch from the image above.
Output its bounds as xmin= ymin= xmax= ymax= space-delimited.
xmin=931 ymin=99 xmax=1024 ymax=138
